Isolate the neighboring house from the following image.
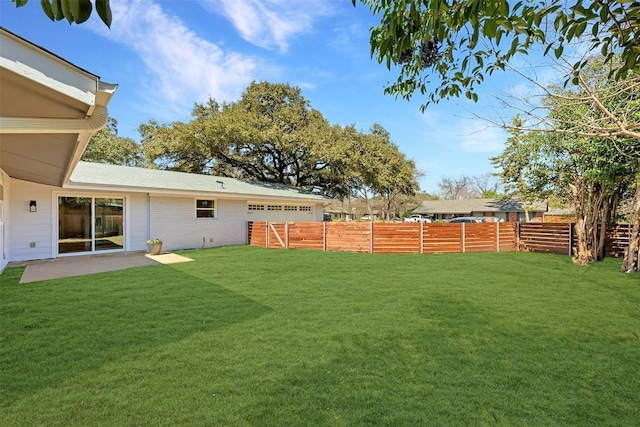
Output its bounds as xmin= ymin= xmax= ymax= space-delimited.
xmin=324 ymin=199 xmax=352 ymax=221
xmin=412 ymin=198 xmax=547 ymax=222
xmin=0 ymin=28 xmax=328 ymax=271
xmin=323 ymin=199 xmax=381 ymax=221
xmin=544 ymin=208 xmax=576 ymax=223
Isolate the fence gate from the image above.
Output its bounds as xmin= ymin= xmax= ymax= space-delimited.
xmin=268 ymin=222 xmax=287 ymax=248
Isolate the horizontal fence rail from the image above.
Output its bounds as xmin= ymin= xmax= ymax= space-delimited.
xmin=518 ymin=223 xmax=572 ymax=255
xmin=248 ymin=221 xmax=633 ymax=257
xmin=604 ymin=224 xmax=633 ymax=258
xmin=248 ymin=221 xmax=518 ymax=255
xmin=518 ymin=223 xmax=633 ymax=257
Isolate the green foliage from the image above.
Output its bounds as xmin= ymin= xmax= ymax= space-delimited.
xmin=492 ymin=65 xmax=640 ymax=263
xmin=140 ymin=81 xmax=419 ymax=199
xmin=12 ymin=0 xmax=111 ymax=27
xmin=494 ymin=123 xmax=638 ymax=212
xmin=82 ymin=118 xmax=145 ymax=167
xmin=1 ymin=247 xmax=638 ymax=424
xmin=493 ymin=58 xmax=640 ymax=207
xmin=355 ymin=0 xmax=640 ymax=108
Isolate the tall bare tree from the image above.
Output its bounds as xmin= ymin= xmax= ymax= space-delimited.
xmin=437 ymin=173 xmax=502 ymax=199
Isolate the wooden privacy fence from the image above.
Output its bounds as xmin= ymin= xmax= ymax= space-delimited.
xmin=518 ymin=223 xmax=633 ymax=257
xmin=248 ymin=221 xmax=633 ymax=257
xmin=248 ymin=221 xmax=517 ymax=254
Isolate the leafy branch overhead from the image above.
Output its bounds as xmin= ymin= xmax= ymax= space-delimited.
xmin=354 ymin=0 xmax=640 ymax=108
xmin=11 ymin=0 xmax=112 ymax=27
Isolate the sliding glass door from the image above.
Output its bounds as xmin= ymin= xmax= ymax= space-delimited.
xmin=94 ymin=198 xmax=124 ymax=251
xmin=58 ymin=197 xmax=124 ymax=255
xmin=58 ymin=197 xmax=92 ymax=254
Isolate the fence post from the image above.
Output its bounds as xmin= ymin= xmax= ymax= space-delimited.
xmin=462 ymin=223 xmax=466 ymax=253
xmin=285 ymin=222 xmax=289 ymax=249
xmin=370 ymin=221 xmax=374 ymax=254
xmin=420 ymin=222 xmax=424 ymax=254
xmin=516 ymin=222 xmax=520 ymax=251
xmin=265 ymin=221 xmax=269 ymax=248
xmin=323 ymin=221 xmax=327 ymax=252
xmin=496 ymin=221 xmax=500 ymax=252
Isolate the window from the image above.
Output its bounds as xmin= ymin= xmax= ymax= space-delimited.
xmin=267 ymin=205 xmax=283 ymax=211
xmin=284 ymin=205 xmax=297 ymax=211
xmin=248 ymin=204 xmax=265 ymax=211
xmin=196 ymin=199 xmax=215 ymax=218
xmin=300 ymin=206 xmax=312 ymax=212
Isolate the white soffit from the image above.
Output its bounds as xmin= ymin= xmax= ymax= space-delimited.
xmin=0 ymin=27 xmax=117 ymax=187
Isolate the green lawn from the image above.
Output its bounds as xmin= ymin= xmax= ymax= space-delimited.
xmin=1 ymin=247 xmax=639 ymax=426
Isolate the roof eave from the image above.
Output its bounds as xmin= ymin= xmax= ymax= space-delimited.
xmin=64 ymin=181 xmax=329 ymax=203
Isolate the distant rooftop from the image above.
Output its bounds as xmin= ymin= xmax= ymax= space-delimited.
xmin=413 ymin=198 xmax=547 ymax=215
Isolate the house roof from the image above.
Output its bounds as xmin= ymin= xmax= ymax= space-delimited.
xmin=0 ymin=27 xmax=117 ymax=187
xmin=67 ymin=162 xmax=331 ymax=203
xmin=413 ymin=198 xmax=547 ymax=215
xmin=546 ymin=208 xmax=575 ymax=216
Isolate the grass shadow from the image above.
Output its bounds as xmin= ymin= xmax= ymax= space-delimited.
xmin=0 ymin=264 xmax=270 ymax=406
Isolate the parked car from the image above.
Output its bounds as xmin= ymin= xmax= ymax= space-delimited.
xmin=360 ymin=214 xmax=372 ymax=221
xmin=404 ymin=214 xmax=431 ymax=223
xmin=446 ymin=216 xmax=487 ymax=223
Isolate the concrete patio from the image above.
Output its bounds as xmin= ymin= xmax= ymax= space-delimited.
xmin=10 ymin=251 xmax=193 ymax=284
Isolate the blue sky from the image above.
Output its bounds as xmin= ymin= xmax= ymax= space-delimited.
xmin=1 ymin=0 xmax=521 ymax=194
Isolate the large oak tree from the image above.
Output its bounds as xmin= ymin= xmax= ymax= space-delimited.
xmin=82 ymin=118 xmax=145 ymax=167
xmin=140 ymin=81 xmax=419 ymax=200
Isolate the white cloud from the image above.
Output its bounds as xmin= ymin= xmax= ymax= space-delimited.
xmin=199 ymin=0 xmax=334 ymax=52
xmin=90 ymin=0 xmax=256 ymax=119
xmin=457 ymin=122 xmax=507 ymax=153
xmin=419 ymin=109 xmax=506 ymax=153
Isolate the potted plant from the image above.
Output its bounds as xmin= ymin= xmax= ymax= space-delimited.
xmin=146 ymin=238 xmax=163 ymax=255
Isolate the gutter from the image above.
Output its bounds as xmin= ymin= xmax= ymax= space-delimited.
xmin=0 ymin=105 xmax=109 ymax=134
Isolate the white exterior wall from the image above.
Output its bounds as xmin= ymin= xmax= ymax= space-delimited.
xmin=9 ymin=179 xmax=56 ymax=262
xmin=149 ymin=196 xmax=248 ymax=250
xmin=127 ymin=193 xmax=149 ymax=251
xmin=7 ymin=178 xmax=151 ymax=262
xmin=0 ymin=169 xmax=9 ymax=272
xmin=4 ymin=178 xmax=326 ymax=264
xmin=313 ymin=203 xmax=324 ymax=221
xmin=246 ymin=202 xmax=325 ymax=222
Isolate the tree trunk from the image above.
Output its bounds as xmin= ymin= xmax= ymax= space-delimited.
xmin=621 ymin=184 xmax=640 ymax=273
xmin=570 ymin=183 xmax=593 ymax=265
xmin=596 ymin=193 xmax=609 ymax=261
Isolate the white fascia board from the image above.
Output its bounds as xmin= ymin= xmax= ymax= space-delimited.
xmin=0 ymin=33 xmax=97 ymax=106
